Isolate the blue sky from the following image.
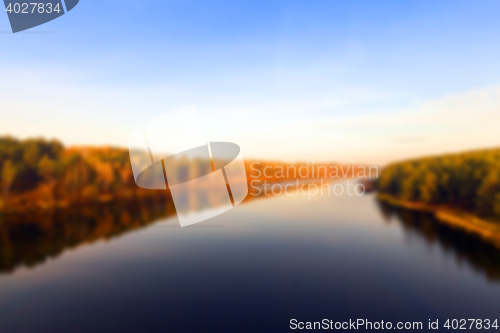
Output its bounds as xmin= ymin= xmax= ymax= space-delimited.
xmin=2 ymin=0 xmax=500 ymax=164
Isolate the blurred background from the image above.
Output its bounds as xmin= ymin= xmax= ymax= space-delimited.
xmin=1 ymin=1 xmax=500 ymax=332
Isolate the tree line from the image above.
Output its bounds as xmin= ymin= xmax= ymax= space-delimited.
xmin=0 ymin=136 xmax=139 ymax=212
xmin=0 ymin=136 xmax=360 ymax=212
xmin=377 ymin=147 xmax=500 ymax=218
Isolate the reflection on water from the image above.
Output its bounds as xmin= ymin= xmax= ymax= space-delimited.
xmin=1 ymin=186 xmax=500 ymax=332
xmin=2 ymin=184 xmax=500 ymax=283
xmin=0 ymin=183 xmax=276 ymax=274
xmin=0 ymin=195 xmax=176 ymax=274
xmin=376 ymin=200 xmax=500 ymax=280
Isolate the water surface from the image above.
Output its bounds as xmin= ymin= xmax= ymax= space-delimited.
xmin=1 ymin=184 xmax=499 ymax=332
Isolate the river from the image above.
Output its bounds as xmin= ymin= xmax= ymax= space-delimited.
xmin=0 ymin=181 xmax=499 ymax=332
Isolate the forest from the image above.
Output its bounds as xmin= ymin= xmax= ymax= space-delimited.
xmin=377 ymin=147 xmax=500 ymax=219
xmin=0 ymin=136 xmax=357 ymax=212
xmin=0 ymin=136 xmax=143 ymax=212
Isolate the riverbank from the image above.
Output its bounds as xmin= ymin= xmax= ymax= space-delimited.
xmin=378 ymin=194 xmax=500 ymax=249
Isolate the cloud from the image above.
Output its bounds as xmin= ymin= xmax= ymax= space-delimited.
xmin=1 ymin=65 xmax=500 ymax=166
xmin=223 ymin=86 xmax=500 ymax=165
